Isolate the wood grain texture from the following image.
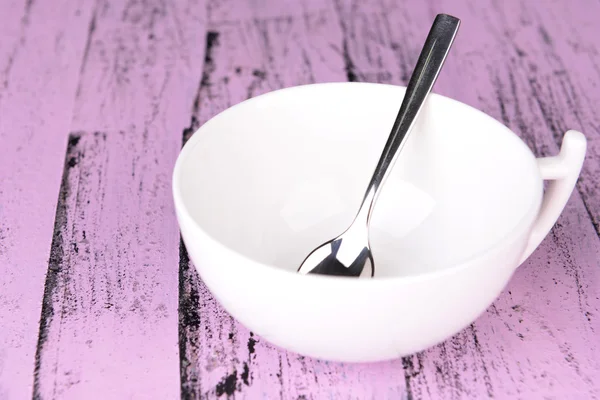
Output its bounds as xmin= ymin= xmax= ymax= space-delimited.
xmin=0 ymin=0 xmax=598 ymax=399
xmin=0 ymin=1 xmax=95 ymax=398
xmin=32 ymin=1 xmax=207 ymax=398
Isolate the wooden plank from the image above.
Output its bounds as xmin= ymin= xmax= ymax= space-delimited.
xmin=0 ymin=1 xmax=96 ymax=398
xmin=178 ymin=1 xmax=413 ymax=398
xmin=332 ymin=0 xmax=600 ymax=398
xmin=32 ymin=1 xmax=208 ymax=398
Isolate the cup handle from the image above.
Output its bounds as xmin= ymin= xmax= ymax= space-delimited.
xmin=519 ymin=130 xmax=587 ymax=264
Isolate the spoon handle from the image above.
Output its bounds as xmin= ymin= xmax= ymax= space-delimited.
xmin=356 ymin=14 xmax=460 ymax=223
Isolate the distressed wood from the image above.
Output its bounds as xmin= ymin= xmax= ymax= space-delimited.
xmin=0 ymin=1 xmax=96 ymax=398
xmin=32 ymin=1 xmax=207 ymax=398
xmin=0 ymin=0 xmax=598 ymax=399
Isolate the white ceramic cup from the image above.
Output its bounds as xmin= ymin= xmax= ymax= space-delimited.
xmin=172 ymin=82 xmax=586 ymax=362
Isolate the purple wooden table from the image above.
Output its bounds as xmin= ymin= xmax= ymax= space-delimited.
xmin=1 ymin=0 xmax=599 ymax=398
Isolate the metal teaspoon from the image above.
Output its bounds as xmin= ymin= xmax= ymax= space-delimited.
xmin=297 ymin=13 xmax=460 ymax=277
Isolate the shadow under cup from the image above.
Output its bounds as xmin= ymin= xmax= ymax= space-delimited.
xmin=177 ymin=82 xmax=541 ymax=278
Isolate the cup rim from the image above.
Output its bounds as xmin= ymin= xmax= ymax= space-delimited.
xmin=172 ymin=81 xmax=543 ymax=285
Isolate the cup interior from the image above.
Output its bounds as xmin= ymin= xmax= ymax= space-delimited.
xmin=175 ymin=83 xmax=542 ymax=277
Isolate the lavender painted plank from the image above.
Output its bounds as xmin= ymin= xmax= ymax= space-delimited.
xmin=179 ymin=0 xmax=600 ymax=399
xmin=0 ymin=1 xmax=95 ymax=398
xmin=33 ymin=1 xmax=207 ymax=398
xmin=333 ymin=0 xmax=600 ymax=398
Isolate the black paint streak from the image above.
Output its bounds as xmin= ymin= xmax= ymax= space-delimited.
xmin=67 ymin=156 xmax=78 ymax=168
xmin=428 ymin=328 xmax=496 ymax=398
xmin=579 ymin=196 xmax=600 ymax=238
xmin=550 ymin=221 xmax=591 ymax=328
xmin=181 ymin=31 xmax=220 ymax=145
xmin=215 ymin=371 xmax=237 ymax=397
xmin=469 ymin=325 xmax=494 ymax=398
xmin=2 ymin=0 xmax=35 ymax=91
xmin=178 ymin=239 xmax=203 ymax=399
xmin=342 ymin=39 xmax=358 ymax=82
xmin=247 ymin=334 xmax=256 ymax=355
xmin=241 ymin=362 xmax=250 ymax=385
xmin=181 ymin=115 xmax=199 ymax=148
xmin=24 ymin=0 xmax=35 ymax=16
xmin=402 ymin=357 xmax=415 ymax=400
xmin=402 ymin=353 xmax=430 ymax=400
xmin=506 ymin=68 xmax=537 ymax=151
xmin=538 ymin=25 xmax=553 ymax=46
xmin=277 ymin=355 xmax=284 ymax=399
xmin=178 ymin=29 xmax=224 ymax=399
xmin=432 ymin=342 xmax=453 ymax=394
xmin=380 ymin=7 xmax=411 ymax=84
xmin=178 ymin=241 xmax=200 ymax=330
xmin=252 ymin=69 xmax=266 ymax=79
xmin=246 ymin=68 xmax=268 ymax=100
xmin=32 ymin=132 xmax=83 ymax=399
xmin=331 ymin=0 xmax=359 ymax=82
xmin=200 ymin=31 xmax=220 ymax=88
xmin=300 ymin=48 xmax=316 ymax=83
xmin=239 ymin=332 xmax=257 ymax=387
xmin=490 ymin=69 xmax=510 ymax=127
xmin=75 ymin=6 xmax=98 ymax=99
xmin=490 ymin=64 xmax=541 ymax=154
xmin=244 ymin=19 xmax=271 ymax=99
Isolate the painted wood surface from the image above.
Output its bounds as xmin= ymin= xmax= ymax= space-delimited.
xmin=0 ymin=0 xmax=598 ymax=399
xmin=32 ymin=1 xmax=208 ymax=399
xmin=0 ymin=1 xmax=96 ymax=399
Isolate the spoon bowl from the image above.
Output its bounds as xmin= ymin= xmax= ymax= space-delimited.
xmin=297 ymin=224 xmax=374 ymax=277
